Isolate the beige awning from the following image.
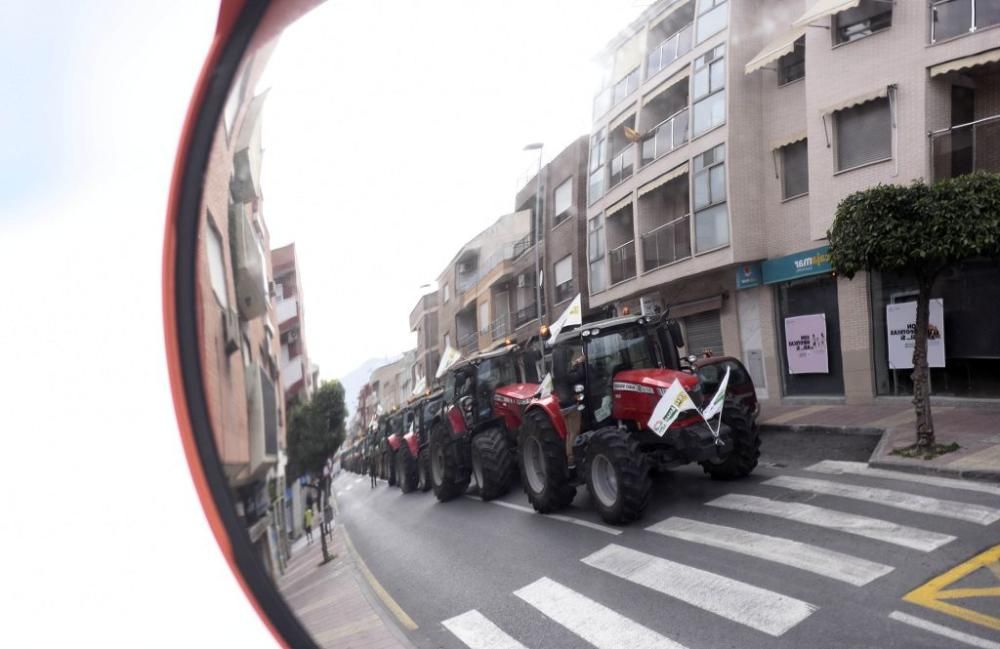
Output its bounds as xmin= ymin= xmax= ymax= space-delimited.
xmin=638 ymin=162 xmax=689 ymax=197
xmin=745 ymin=25 xmax=807 ymax=75
xmin=930 ymin=47 xmax=1000 ymax=77
xmin=606 ymin=195 xmax=633 ymax=217
xmin=793 ymin=0 xmax=861 ymax=28
xmin=769 ymin=130 xmax=808 ymax=150
xmin=819 ymin=85 xmax=888 ymax=115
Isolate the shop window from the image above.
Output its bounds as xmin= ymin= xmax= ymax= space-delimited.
xmin=834 ymin=0 xmax=892 ymax=44
xmin=835 ymin=98 xmax=891 ymax=171
xmin=776 ymin=275 xmax=845 ymax=397
xmin=781 ymin=139 xmax=809 ymax=199
xmin=777 ymin=37 xmax=805 ymax=86
xmin=692 ymin=44 xmax=726 ymax=137
xmin=697 ymin=0 xmax=728 ymax=43
xmin=693 ymin=144 xmax=729 ymax=252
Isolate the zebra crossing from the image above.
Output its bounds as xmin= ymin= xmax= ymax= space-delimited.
xmin=439 ymin=461 xmax=1000 ymax=649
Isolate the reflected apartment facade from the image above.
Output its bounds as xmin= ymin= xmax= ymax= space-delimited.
xmin=585 ymin=0 xmax=1000 ymax=403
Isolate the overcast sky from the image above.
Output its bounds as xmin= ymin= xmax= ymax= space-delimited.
xmin=258 ymin=0 xmax=647 ymax=380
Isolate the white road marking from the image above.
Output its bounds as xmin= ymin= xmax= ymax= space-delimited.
xmin=707 ymin=493 xmax=955 ymax=552
xmin=514 ymin=577 xmax=689 ymax=649
xmin=582 ymin=544 xmax=816 ymax=637
xmin=442 ymin=610 xmax=530 ymax=649
xmin=467 ymin=496 xmax=622 ymax=536
xmin=889 ymin=611 xmax=1000 ymax=649
xmin=806 ymin=460 xmax=1000 ymax=498
xmin=646 ymin=517 xmax=894 ymax=586
xmin=765 ymin=475 xmax=1000 ymax=525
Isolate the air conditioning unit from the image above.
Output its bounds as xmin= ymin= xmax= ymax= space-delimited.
xmin=230 ymin=204 xmax=269 ymax=321
xmin=222 ymin=307 xmax=240 ymax=356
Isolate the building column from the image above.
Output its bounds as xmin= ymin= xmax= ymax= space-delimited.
xmin=838 ymin=272 xmax=876 ymax=404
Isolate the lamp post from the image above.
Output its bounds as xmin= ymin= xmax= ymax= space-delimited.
xmin=523 ymin=142 xmax=545 ymax=373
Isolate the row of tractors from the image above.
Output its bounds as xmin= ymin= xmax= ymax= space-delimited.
xmin=341 ymin=312 xmax=761 ymax=525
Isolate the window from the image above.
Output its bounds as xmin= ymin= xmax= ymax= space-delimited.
xmin=692 ymin=45 xmax=725 ymax=137
xmin=553 ymin=178 xmax=573 ymax=224
xmin=931 ymin=0 xmax=1000 ymax=42
xmin=589 ymin=130 xmax=607 ymax=204
xmin=554 ymin=255 xmax=574 ymax=303
xmin=693 ymin=144 xmax=729 ymax=252
xmin=478 ymin=301 xmax=490 ymax=333
xmin=835 ymin=97 xmax=892 ymax=171
xmin=696 ymin=0 xmax=728 ymax=43
xmin=781 ymin=139 xmax=809 ymax=199
xmin=834 ymin=0 xmax=892 ymax=44
xmin=443 ymin=283 xmax=450 ymax=303
xmin=777 ymin=37 xmax=805 ymax=86
xmin=444 ymin=333 xmax=451 ymax=350
xmin=206 ymin=215 xmax=229 ymax=309
xmin=588 ymin=216 xmax=608 ymax=293
xmin=613 ymin=68 xmax=640 ymax=105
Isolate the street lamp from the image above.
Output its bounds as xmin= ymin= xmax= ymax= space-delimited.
xmin=523 ymin=142 xmax=545 ymax=373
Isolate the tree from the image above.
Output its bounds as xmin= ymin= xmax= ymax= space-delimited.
xmin=828 ymin=172 xmax=1000 ymax=448
xmin=287 ymin=380 xmax=347 ymax=563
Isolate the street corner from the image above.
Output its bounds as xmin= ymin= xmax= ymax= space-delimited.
xmin=902 ymin=543 xmax=1000 ymax=632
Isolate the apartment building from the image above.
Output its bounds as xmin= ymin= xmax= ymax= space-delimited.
xmin=272 ymin=243 xmax=317 ymax=410
xmin=409 ymin=291 xmax=439 ymax=391
xmin=369 ymin=350 xmax=418 ymax=412
xmin=585 ymin=0 xmax=1000 ymax=403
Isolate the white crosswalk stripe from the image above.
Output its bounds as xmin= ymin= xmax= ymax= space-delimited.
xmin=514 ymin=576 xmax=690 ymax=649
xmin=707 ymin=493 xmax=956 ymax=552
xmin=442 ymin=610 xmax=530 ymax=649
xmin=646 ymin=517 xmax=894 ymax=586
xmin=582 ymin=543 xmax=816 ymax=637
xmin=805 ymin=460 xmax=1000 ymax=497
xmin=765 ymin=475 xmax=1000 ymax=525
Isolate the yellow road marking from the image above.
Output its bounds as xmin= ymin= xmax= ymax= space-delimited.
xmin=903 ymin=544 xmax=1000 ymax=632
xmin=340 ymin=522 xmax=419 ymax=631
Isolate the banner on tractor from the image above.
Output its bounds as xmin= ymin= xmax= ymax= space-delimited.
xmin=412 ymin=376 xmax=427 ymax=396
xmin=700 ymin=366 xmax=730 ymax=422
xmin=539 ymin=372 xmax=554 ymax=398
xmin=648 ymin=379 xmax=699 ymax=436
xmin=546 ymin=294 xmax=582 ymax=344
xmin=435 ymin=344 xmax=462 ymax=379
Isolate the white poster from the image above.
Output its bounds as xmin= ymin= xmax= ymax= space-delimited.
xmin=784 ymin=313 xmax=829 ymax=374
xmin=886 ymin=299 xmax=945 ymax=370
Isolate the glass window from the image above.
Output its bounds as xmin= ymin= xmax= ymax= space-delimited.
xmin=835 ymin=97 xmax=892 ymax=171
xmin=693 ymin=144 xmax=729 ymax=252
xmin=834 ymin=0 xmax=892 ymax=44
xmin=585 ymin=327 xmax=657 ymax=412
xmin=554 ymin=178 xmax=572 ymax=223
xmin=588 ymin=215 xmax=607 ymax=293
xmin=696 ymin=0 xmax=728 ymax=43
xmin=554 ymin=255 xmax=573 ymax=286
xmin=206 ymin=215 xmax=229 ymax=309
xmin=781 ymin=139 xmax=809 ymax=199
xmin=476 ymin=356 xmax=518 ymax=394
xmin=692 ymin=46 xmax=725 ymax=136
xmin=777 ymin=37 xmax=805 ymax=85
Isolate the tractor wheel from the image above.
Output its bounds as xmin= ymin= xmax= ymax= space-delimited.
xmin=383 ymin=451 xmax=397 ymax=486
xmin=471 ymin=428 xmax=514 ymax=501
xmin=585 ymin=427 xmax=651 ymax=525
xmin=518 ymin=409 xmax=576 ymax=513
xmin=700 ymin=405 xmax=760 ymax=480
xmin=430 ymin=422 xmax=470 ymax=502
xmin=396 ymin=448 xmax=419 ymax=493
xmin=417 ymin=448 xmax=432 ymax=492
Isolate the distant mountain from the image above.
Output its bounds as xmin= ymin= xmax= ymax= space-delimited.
xmin=340 ymin=355 xmax=401 ymax=418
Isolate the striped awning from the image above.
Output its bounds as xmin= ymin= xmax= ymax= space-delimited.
xmin=745 ymin=25 xmax=807 ymax=75
xmin=930 ymin=47 xmax=1000 ymax=77
xmin=793 ymin=0 xmax=861 ymax=28
xmin=769 ymin=130 xmax=808 ymax=150
xmin=606 ymin=195 xmax=633 ymax=217
xmin=638 ymin=162 xmax=689 ymax=197
xmin=819 ymin=85 xmax=888 ymax=115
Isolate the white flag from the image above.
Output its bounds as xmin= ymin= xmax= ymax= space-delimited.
xmin=700 ymin=366 xmax=730 ymax=422
xmin=647 ymin=379 xmax=700 ymax=437
xmin=539 ymin=372 xmax=554 ymax=398
xmin=546 ymin=294 xmax=582 ymax=344
xmin=435 ymin=344 xmax=462 ymax=379
xmin=412 ymin=376 xmax=427 ymax=396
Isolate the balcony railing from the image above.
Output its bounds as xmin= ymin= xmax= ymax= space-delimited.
xmin=515 ymin=303 xmax=539 ymax=328
xmin=640 ymin=109 xmax=689 ymax=165
xmin=458 ymin=331 xmax=479 ymax=355
xmin=641 ymin=216 xmax=691 ymax=271
xmin=281 ymin=355 xmax=304 ymax=390
xmin=613 ymin=68 xmax=640 ymax=105
xmin=457 ymin=241 xmax=524 ymax=294
xmin=610 ymin=144 xmax=635 ymax=188
xmin=646 ymin=24 xmax=693 ymax=78
xmin=555 ymin=279 xmax=574 ymax=304
xmin=609 ymin=240 xmax=636 ymax=285
xmin=513 ymin=233 xmax=533 ymax=258
xmin=490 ymin=314 xmax=512 ymax=340
xmin=930 ymin=0 xmax=1000 ymax=42
xmin=276 ymin=297 xmax=297 ymax=325
xmin=930 ymin=114 xmax=1000 ymax=181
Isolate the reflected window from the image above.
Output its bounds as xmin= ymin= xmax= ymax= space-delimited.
xmin=206 ymin=213 xmax=229 ymax=309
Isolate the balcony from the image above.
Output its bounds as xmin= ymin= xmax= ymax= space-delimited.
xmin=457 ymin=242 xmax=523 ymax=295
xmin=641 ymin=109 xmax=689 ymax=166
xmin=930 ymin=0 xmax=1000 ymax=42
xmin=646 ymin=24 xmax=694 ymax=78
xmin=609 ymin=241 xmax=637 ymax=285
xmin=490 ymin=314 xmax=512 ymax=340
xmin=930 ymin=114 xmax=1000 ymax=181
xmin=514 ymin=303 xmax=539 ymax=328
xmin=276 ymin=297 xmax=297 ymax=326
xmin=281 ymin=355 xmax=304 ymax=391
xmin=458 ymin=331 xmax=479 ymax=355
xmin=613 ymin=67 xmax=640 ymax=106
xmin=610 ymin=144 xmax=635 ymax=188
xmin=512 ymin=233 xmax=533 ymax=259
xmin=641 ymin=216 xmax=691 ymax=271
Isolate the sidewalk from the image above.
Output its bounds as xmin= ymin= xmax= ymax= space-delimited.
xmin=759 ymin=400 xmax=1000 ymax=481
xmin=276 ymin=519 xmax=414 ymax=649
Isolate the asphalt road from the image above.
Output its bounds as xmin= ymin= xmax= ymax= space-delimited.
xmin=330 ymin=436 xmax=1000 ymax=649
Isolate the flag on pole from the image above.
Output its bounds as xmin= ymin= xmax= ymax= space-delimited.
xmin=546 ymin=294 xmax=582 ymax=344
xmin=435 ymin=344 xmax=462 ymax=379
xmin=539 ymin=372 xmax=554 ymax=398
xmin=647 ymin=379 xmax=700 ymax=437
xmin=700 ymin=366 xmax=730 ymax=422
xmin=412 ymin=376 xmax=427 ymax=396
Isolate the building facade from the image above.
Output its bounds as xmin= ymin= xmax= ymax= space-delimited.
xmin=409 ymin=291 xmax=440 ymax=390
xmin=585 ymin=0 xmax=1000 ymax=403
xmin=369 ymin=350 xmax=419 ymax=412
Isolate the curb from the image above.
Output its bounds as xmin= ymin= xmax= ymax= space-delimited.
xmin=867 ymin=430 xmax=1000 ymax=484
xmin=759 ymin=423 xmax=883 ymax=437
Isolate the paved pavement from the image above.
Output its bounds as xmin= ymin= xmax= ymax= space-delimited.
xmin=330 ymin=449 xmax=1000 ymax=649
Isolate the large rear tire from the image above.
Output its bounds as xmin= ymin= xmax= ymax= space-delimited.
xmin=585 ymin=428 xmax=650 ymax=525
xmin=700 ymin=405 xmax=760 ymax=480
xmin=417 ymin=448 xmax=432 ymax=492
xmin=471 ymin=428 xmax=514 ymax=501
xmin=518 ymin=409 xmax=576 ymax=513
xmin=383 ymin=451 xmax=397 ymax=486
xmin=396 ymin=448 xmax=419 ymax=493
xmin=430 ymin=422 xmax=470 ymax=502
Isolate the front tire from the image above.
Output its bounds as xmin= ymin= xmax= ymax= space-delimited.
xmin=430 ymin=422 xmax=470 ymax=502
xmin=417 ymin=448 xmax=432 ymax=492
xmin=471 ymin=428 xmax=514 ymax=501
xmin=585 ymin=428 xmax=650 ymax=525
xmin=396 ymin=448 xmax=419 ymax=493
xmin=518 ymin=409 xmax=576 ymax=513
xmin=700 ymin=405 xmax=760 ymax=480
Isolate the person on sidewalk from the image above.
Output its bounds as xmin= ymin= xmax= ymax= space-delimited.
xmin=303 ymin=506 xmax=314 ymax=545
xmin=369 ymin=454 xmax=378 ymax=488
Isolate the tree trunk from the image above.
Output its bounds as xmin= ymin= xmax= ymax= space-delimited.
xmin=911 ymin=279 xmax=935 ymax=448
xmin=318 ymin=476 xmax=331 ymax=564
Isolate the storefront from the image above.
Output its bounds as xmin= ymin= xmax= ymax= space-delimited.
xmin=762 ymin=246 xmax=845 ymax=397
xmin=870 ymin=259 xmax=1000 ymax=398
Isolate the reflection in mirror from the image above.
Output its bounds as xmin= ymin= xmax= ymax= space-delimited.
xmin=182 ymin=1 xmax=1000 ymax=647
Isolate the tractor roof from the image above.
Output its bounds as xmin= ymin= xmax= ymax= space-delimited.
xmin=551 ymin=313 xmax=663 ymax=345
xmin=449 ymin=343 xmax=520 ymax=371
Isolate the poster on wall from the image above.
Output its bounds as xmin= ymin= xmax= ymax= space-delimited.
xmin=886 ymin=299 xmax=945 ymax=369
xmin=784 ymin=313 xmax=829 ymax=374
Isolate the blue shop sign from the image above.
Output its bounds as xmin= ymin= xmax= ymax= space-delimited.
xmin=736 ymin=262 xmax=763 ymax=289
xmin=762 ymin=246 xmax=833 ymax=285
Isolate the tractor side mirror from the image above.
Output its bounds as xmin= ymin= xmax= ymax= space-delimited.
xmin=666 ymin=320 xmax=684 ymax=348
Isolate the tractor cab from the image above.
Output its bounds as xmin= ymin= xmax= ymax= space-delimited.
xmin=443 ymin=343 xmax=530 ymax=429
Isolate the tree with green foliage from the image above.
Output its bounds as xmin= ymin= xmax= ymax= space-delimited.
xmin=828 ymin=172 xmax=1000 ymax=449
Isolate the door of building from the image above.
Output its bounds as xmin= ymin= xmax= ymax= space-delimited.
xmin=776 ymin=275 xmax=845 ymax=396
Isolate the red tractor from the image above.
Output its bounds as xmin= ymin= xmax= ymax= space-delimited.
xmin=518 ymin=312 xmax=760 ymax=525
xmin=386 ymin=390 xmax=445 ymax=493
xmin=429 ymin=343 xmax=541 ymax=502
